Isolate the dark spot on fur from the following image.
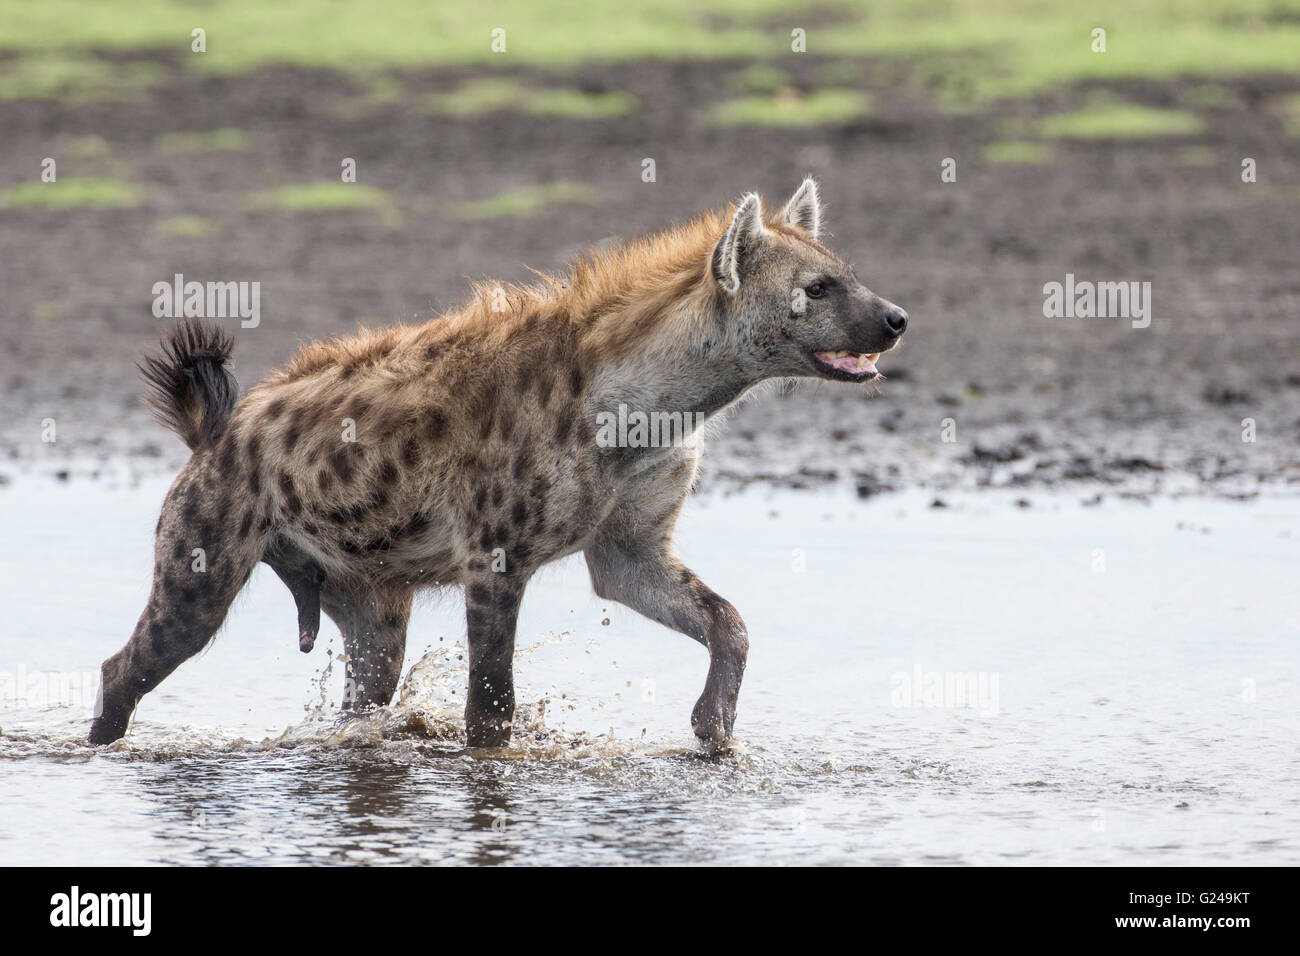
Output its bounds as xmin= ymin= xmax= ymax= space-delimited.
xmin=469 ymin=583 xmax=490 ymax=605
xmin=284 ymin=410 xmax=303 ymax=453
xmin=491 ymin=484 xmax=504 ymax=508
xmin=427 ymin=411 xmax=447 ymax=443
xmin=474 ymin=487 xmax=488 ymax=514
xmin=536 ymin=371 xmax=554 ymax=408
xmin=318 ymin=469 xmax=334 ymax=494
xmin=330 ymin=447 xmax=354 ymax=484
xmin=512 ymin=450 xmax=532 ymax=482
xmin=402 ymin=437 xmax=421 ymax=467
xmin=267 ymin=398 xmax=287 ymax=419
xmin=238 ymin=511 xmax=254 ymax=538
xmin=569 ymin=364 xmax=584 ymax=397
xmin=378 ymin=460 xmax=398 ymax=485
xmin=217 ymin=432 xmax=239 ymax=476
xmin=511 ymin=501 xmax=527 ymax=527
xmin=496 ymin=406 xmax=515 ymax=442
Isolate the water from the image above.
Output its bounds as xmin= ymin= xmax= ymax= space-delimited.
xmin=1 ymin=473 xmax=1297 ymax=865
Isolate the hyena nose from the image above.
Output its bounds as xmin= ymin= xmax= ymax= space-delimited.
xmin=884 ymin=304 xmax=908 ymax=335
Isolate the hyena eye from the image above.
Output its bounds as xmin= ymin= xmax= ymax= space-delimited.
xmin=805 ymin=282 xmax=827 ymax=299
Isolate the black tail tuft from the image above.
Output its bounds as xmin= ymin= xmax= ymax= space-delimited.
xmin=138 ymin=319 xmax=239 ymax=451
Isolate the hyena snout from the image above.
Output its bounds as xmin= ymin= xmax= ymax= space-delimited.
xmin=865 ymin=296 xmax=908 ymax=340
xmin=879 ymin=300 xmax=908 ymax=336
xmin=845 ymin=295 xmax=908 ymax=353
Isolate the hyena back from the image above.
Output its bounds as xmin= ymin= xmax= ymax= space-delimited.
xmin=89 ymin=179 xmax=908 ymax=749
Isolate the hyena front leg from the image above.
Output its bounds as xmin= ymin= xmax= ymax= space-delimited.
xmin=89 ymin=469 xmax=261 ymax=744
xmin=462 ymin=571 xmax=527 ymax=748
xmin=319 ymin=584 xmax=411 ymax=713
xmin=586 ymin=536 xmax=748 ymax=748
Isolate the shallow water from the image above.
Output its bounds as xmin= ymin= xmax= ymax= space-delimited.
xmin=1 ymin=474 xmax=1297 ymax=865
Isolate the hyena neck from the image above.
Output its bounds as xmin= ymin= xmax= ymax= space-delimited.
xmin=589 ymin=309 xmax=761 ymax=451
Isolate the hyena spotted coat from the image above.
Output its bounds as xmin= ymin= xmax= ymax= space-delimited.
xmin=89 ymin=179 xmax=908 ymax=749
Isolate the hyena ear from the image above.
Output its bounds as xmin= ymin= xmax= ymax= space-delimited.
xmin=779 ymin=176 xmax=822 ymax=240
xmin=711 ymin=193 xmax=766 ymax=295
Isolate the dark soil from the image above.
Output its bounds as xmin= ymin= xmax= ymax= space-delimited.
xmin=2 ymin=57 xmax=1298 ymax=499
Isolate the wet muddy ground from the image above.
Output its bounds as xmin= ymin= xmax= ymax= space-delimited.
xmin=1 ymin=57 xmax=1298 ymax=497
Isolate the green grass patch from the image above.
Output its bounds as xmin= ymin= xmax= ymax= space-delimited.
xmin=156 ymin=128 xmax=252 ymax=154
xmin=708 ymin=88 xmax=868 ymax=126
xmin=428 ymin=78 xmax=635 ymax=119
xmin=1036 ymin=103 xmax=1205 ymax=139
xmin=0 ymin=2 xmax=1298 ymax=103
xmin=529 ymin=88 xmax=636 ymax=119
xmin=427 ymin=78 xmax=520 ymax=116
xmin=0 ymin=54 xmax=161 ymax=102
xmin=983 ymin=140 xmax=1053 ymax=164
xmin=727 ymin=64 xmax=790 ymax=94
xmin=0 ymin=178 xmax=141 ymax=209
xmin=445 ymin=182 xmax=598 ymax=221
xmin=154 ymin=215 xmax=217 ymax=237
xmin=247 ymin=182 xmax=390 ymax=212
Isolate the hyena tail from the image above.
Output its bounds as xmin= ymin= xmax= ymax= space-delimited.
xmin=138 ymin=319 xmax=239 ymax=451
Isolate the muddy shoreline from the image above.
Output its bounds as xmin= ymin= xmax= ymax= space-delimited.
xmin=2 ymin=58 xmax=1298 ymax=499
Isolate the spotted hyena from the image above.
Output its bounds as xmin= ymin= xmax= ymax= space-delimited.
xmin=89 ymin=179 xmax=908 ymax=749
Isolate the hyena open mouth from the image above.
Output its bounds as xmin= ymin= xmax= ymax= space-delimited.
xmin=811 ymin=350 xmax=883 ymax=381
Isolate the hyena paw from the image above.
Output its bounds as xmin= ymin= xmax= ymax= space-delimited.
xmin=87 ymin=712 xmax=129 ymax=746
xmin=465 ymin=721 xmax=512 ymax=749
xmin=691 ymin=694 xmax=736 ymax=750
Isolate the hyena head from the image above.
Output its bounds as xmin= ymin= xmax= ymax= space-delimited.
xmin=711 ymin=177 xmax=908 ymax=383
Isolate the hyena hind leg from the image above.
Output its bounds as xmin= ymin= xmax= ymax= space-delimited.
xmin=319 ymin=585 xmax=412 ymax=715
xmin=89 ymin=474 xmax=263 ymax=745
